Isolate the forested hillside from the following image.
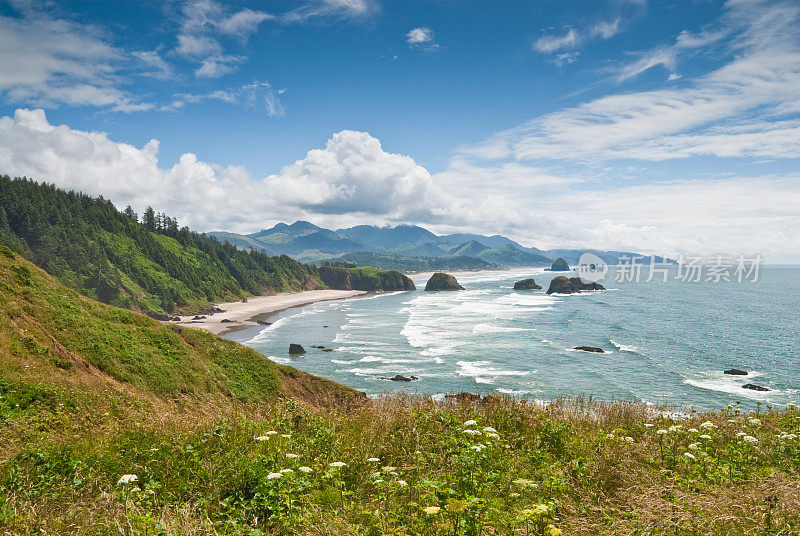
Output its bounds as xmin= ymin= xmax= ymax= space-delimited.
xmin=0 ymin=176 xmax=322 ymax=314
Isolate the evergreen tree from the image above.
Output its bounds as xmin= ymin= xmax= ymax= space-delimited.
xmin=123 ymin=205 xmax=137 ymax=222
xmin=142 ymin=206 xmax=156 ymax=230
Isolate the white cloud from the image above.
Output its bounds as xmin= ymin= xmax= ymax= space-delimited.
xmin=133 ymin=50 xmax=173 ymax=80
xmin=1 ymin=108 xmax=798 ymax=261
xmin=282 ymin=0 xmax=376 ymax=23
xmin=533 ymin=19 xmax=620 ymax=61
xmin=174 ymin=0 xmax=272 ymax=78
xmin=534 ymin=28 xmax=580 ymax=54
xmin=469 ymin=0 xmax=800 ymax=163
xmin=0 ymin=5 xmax=150 ymax=111
xmin=167 ymin=81 xmax=286 ymax=117
xmin=406 ymin=27 xmax=439 ymax=51
xmin=0 ymin=109 xmax=455 ymax=231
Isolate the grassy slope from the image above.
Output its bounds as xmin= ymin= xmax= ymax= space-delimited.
xmin=1 ymin=249 xmax=799 ymax=535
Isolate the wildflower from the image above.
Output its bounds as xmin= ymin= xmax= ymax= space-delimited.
xmin=683 ymin=452 xmax=695 ymax=460
xmin=785 ymin=434 xmax=797 ymax=440
xmin=657 ymin=429 xmax=668 ymax=435
xmin=265 ymin=431 xmax=278 ymax=436
xmin=329 ymin=461 xmax=346 ymax=468
xmin=482 ymin=426 xmax=497 ymax=433
xmin=700 ymin=421 xmax=715 ymax=429
xmin=396 ymin=480 xmax=408 ymax=487
xmin=286 ymin=453 xmax=299 ymax=459
xmin=382 ymin=466 xmax=398 ymax=472
xmin=463 ymin=419 xmax=477 ymax=427
xmin=298 ymin=466 xmax=312 ymax=473
xmin=748 ymin=418 xmax=761 ymax=426
xmin=688 ymin=428 xmax=698 ymax=433
xmin=545 ymin=525 xmax=563 ymax=536
xmin=743 ymin=435 xmax=758 ymax=443
xmin=699 ymin=434 xmax=712 ymax=440
xmin=688 ymin=443 xmax=700 ymax=451
xmin=736 ymin=432 xmax=746 ymax=437
xmin=267 ymin=472 xmax=282 ymax=479
xmin=117 ymin=474 xmax=138 ymax=486
xmin=486 ymin=432 xmax=500 ymax=439
xmin=606 ymin=433 xmax=615 ymax=439
xmin=280 ymin=468 xmax=294 ymax=474
xmin=644 ymin=423 xmax=654 ymax=428
xmin=423 ymin=506 xmax=441 ymax=515
xmin=470 ymin=444 xmax=486 ymax=452
xmin=512 ymin=478 xmax=537 ymax=488
xmin=463 ymin=429 xmax=481 ymax=436
xmin=255 ymin=436 xmax=269 ymax=441
xmin=625 ymin=436 xmax=634 ymax=444
xmin=367 ymin=457 xmax=380 ymax=462
xmin=668 ymin=425 xmax=682 ymax=432
xmin=281 ymin=434 xmax=291 ymax=438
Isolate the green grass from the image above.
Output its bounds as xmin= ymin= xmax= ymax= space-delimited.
xmin=1 ymin=247 xmax=799 ymax=535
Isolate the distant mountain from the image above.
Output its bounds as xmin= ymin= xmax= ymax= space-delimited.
xmin=210 ymin=221 xmax=665 ymax=271
xmin=336 ymin=224 xmax=437 ymax=250
xmin=546 ymin=249 xmax=675 ymax=266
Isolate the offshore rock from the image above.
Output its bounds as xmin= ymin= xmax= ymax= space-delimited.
xmin=513 ymin=278 xmax=542 ymax=290
xmin=425 ymin=272 xmax=465 ymax=291
xmin=546 ymin=276 xmax=606 ymax=295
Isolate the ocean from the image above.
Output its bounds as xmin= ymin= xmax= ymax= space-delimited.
xmin=228 ymin=266 xmax=800 ymax=410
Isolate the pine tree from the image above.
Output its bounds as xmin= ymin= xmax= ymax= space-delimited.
xmin=123 ymin=205 xmax=137 ymax=222
xmin=142 ymin=206 xmax=156 ymax=230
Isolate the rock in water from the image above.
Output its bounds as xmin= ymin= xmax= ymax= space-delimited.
xmin=425 ymin=272 xmax=465 ymax=291
xmin=724 ymin=369 xmax=748 ymax=376
xmin=546 ymin=276 xmax=606 ymax=295
xmin=513 ymin=278 xmax=542 ymax=290
xmin=574 ymin=346 xmax=605 ymax=353
xmin=742 ymin=383 xmax=770 ymax=391
xmin=548 ymin=257 xmax=570 ymax=271
xmin=382 ymin=374 xmax=419 ymax=382
xmin=289 ymin=344 xmax=306 ymax=355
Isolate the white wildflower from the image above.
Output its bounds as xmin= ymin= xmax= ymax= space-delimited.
xmin=700 ymin=421 xmax=715 ymax=429
xmin=117 ymin=474 xmax=138 ymax=486
xmin=267 ymin=472 xmax=282 ymax=479
xmin=463 ymin=429 xmax=481 ymax=436
xmin=281 ymin=434 xmax=291 ymax=438
xmin=482 ymin=426 xmax=497 ymax=433
xmin=298 ymin=466 xmax=312 ymax=473
xmin=625 ymin=437 xmax=634 ymax=444
xmin=743 ymin=435 xmax=758 ymax=443
xmin=657 ymin=429 xmax=668 ymax=435
xmin=688 ymin=443 xmax=700 ymax=451
xmin=644 ymin=423 xmax=654 ymax=428
xmin=463 ymin=420 xmax=477 ymax=427
xmin=255 ymin=436 xmax=269 ymax=441
xmin=736 ymin=432 xmax=747 ymax=437
xmin=265 ymin=431 xmax=278 ymax=436
xmin=699 ymin=434 xmax=712 ymax=440
xmin=668 ymin=425 xmax=682 ymax=432
xmin=683 ymin=452 xmax=695 ymax=460
xmin=286 ymin=453 xmax=299 ymax=459
xmin=486 ymin=432 xmax=500 ymax=439
xmin=396 ymin=479 xmax=408 ymax=487
xmin=367 ymin=457 xmax=380 ymax=462
xmin=329 ymin=461 xmax=346 ymax=468
xmin=748 ymin=418 xmax=761 ymax=426
xmin=280 ymin=468 xmax=294 ymax=474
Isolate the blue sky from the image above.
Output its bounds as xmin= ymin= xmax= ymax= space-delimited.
xmin=0 ymin=0 xmax=799 ymax=261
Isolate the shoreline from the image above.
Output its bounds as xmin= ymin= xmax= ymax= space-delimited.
xmin=167 ymin=290 xmax=367 ymax=335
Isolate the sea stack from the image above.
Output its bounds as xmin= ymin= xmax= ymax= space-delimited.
xmin=513 ymin=278 xmax=542 ymax=290
xmin=546 ymin=276 xmax=606 ymax=295
xmin=548 ymin=257 xmax=570 ymax=271
xmin=425 ymin=272 xmax=465 ymax=291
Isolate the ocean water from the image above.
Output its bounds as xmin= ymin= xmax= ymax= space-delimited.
xmin=229 ymin=266 xmax=800 ymax=410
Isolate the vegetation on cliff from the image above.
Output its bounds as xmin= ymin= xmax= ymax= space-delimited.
xmin=0 ymin=176 xmax=322 ymax=314
xmin=319 ymin=263 xmax=416 ymax=291
xmin=1 ymin=249 xmax=799 ymax=534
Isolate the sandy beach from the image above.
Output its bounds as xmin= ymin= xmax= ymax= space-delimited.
xmin=170 ymin=290 xmax=366 ymax=335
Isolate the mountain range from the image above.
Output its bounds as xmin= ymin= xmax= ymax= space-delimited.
xmin=209 ymin=221 xmax=667 ymax=270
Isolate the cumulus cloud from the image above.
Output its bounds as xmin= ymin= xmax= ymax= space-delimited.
xmin=0 ymin=4 xmax=150 ymax=111
xmin=0 ymin=109 xmax=455 ymax=232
